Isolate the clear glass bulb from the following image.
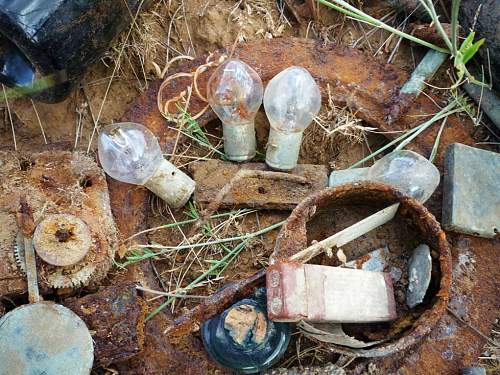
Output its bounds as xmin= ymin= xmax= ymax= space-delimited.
xmin=368 ymin=150 xmax=440 ymax=202
xmin=98 ymin=122 xmax=195 ymax=208
xmin=264 ymin=66 xmax=321 ymax=133
xmin=98 ymin=122 xmax=163 ymax=185
xmin=264 ymin=66 xmax=321 ymax=170
xmin=207 ymin=59 xmax=263 ymax=161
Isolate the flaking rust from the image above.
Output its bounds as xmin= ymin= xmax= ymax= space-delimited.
xmin=113 ymin=38 xmax=499 ymax=373
xmin=65 ymin=282 xmax=144 ymax=366
xmin=0 ymin=150 xmax=118 ymax=294
xmin=190 ymin=160 xmax=328 ymax=210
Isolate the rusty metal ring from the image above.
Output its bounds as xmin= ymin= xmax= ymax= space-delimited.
xmin=270 ymin=181 xmax=452 ymax=357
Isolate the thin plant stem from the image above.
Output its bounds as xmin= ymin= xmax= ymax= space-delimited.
xmin=146 ymin=240 xmax=249 ymax=320
xmin=121 ymin=220 xmax=285 ymax=267
xmin=124 ymin=209 xmax=254 ymax=242
xmin=317 ymin=0 xmax=449 ymax=53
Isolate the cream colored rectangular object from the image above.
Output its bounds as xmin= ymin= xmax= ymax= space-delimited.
xmin=144 ymin=159 xmax=195 ymax=209
xmin=267 ymin=262 xmax=396 ymax=323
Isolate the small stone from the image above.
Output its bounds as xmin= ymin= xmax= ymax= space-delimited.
xmin=406 ymin=244 xmax=432 ymax=308
xmin=344 ymin=247 xmax=389 ymax=272
xmin=461 ymin=367 xmax=486 ymax=375
xmin=443 ymin=143 xmax=500 ymax=238
xmin=390 ymin=266 xmax=403 ymax=282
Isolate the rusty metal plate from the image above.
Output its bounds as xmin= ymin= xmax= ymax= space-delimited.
xmin=112 ymin=38 xmax=498 ymax=373
xmin=0 ymin=151 xmax=118 ymax=295
xmin=65 ymin=282 xmax=144 ymax=366
xmin=0 ymin=303 xmax=94 ymax=375
xmin=190 ymin=160 xmax=328 ymax=210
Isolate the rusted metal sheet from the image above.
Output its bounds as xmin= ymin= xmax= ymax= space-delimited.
xmin=113 ymin=38 xmax=498 ymax=373
xmin=374 ymin=235 xmax=499 ymax=374
xmin=65 ymin=282 xmax=144 ymax=366
xmin=410 ymin=23 xmax=458 ymax=49
xmin=0 ymin=150 xmax=118 ymax=295
xmin=190 ymin=160 xmax=328 ymax=210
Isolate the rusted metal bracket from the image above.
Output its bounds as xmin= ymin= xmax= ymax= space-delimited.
xmin=112 ymin=38 xmax=498 ymax=374
xmin=190 ymin=160 xmax=328 ymax=210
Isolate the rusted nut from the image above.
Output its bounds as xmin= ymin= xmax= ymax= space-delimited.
xmin=33 ymin=214 xmax=92 ymax=267
xmin=270 ymin=181 xmax=452 ymax=358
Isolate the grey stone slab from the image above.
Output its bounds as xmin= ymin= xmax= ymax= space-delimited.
xmin=329 ymin=167 xmax=369 ymax=188
xmin=443 ymin=143 xmax=500 ymax=238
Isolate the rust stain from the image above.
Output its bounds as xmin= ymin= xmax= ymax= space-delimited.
xmin=111 ymin=38 xmax=497 ymax=373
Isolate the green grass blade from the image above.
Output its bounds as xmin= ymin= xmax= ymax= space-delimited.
xmin=451 ymin=0 xmax=460 ymax=55
xmin=317 ymin=0 xmax=449 ymax=53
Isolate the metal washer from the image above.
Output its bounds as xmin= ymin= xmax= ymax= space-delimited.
xmin=0 ymin=303 xmax=94 ymax=375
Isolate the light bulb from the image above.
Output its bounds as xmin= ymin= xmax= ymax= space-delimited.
xmin=98 ymin=122 xmax=195 ymax=209
xmin=367 ymin=150 xmax=440 ymax=203
xmin=207 ymin=59 xmax=263 ymax=161
xmin=264 ymin=66 xmax=321 ymax=171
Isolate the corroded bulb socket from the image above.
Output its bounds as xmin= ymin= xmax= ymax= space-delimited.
xmin=143 ymin=158 xmax=196 ymax=208
xmin=33 ymin=214 xmax=91 ymax=267
xmin=264 ymin=66 xmax=321 ymax=171
xmin=207 ymin=59 xmax=263 ymax=162
xmin=265 ymin=128 xmax=304 ymax=171
xmin=222 ymin=121 xmax=257 ymax=162
xmin=98 ymin=122 xmax=195 ymax=209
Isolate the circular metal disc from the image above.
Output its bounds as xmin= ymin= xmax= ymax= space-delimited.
xmin=0 ymin=303 xmax=94 ymax=375
xmin=33 ymin=214 xmax=91 ymax=266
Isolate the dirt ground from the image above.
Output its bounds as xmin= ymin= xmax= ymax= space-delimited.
xmin=0 ymin=0 xmax=498 ymax=374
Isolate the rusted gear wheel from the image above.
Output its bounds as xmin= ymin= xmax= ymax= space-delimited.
xmin=14 ymin=216 xmax=113 ymax=288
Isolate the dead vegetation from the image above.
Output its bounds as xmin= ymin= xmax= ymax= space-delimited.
xmin=0 ymin=0 xmax=498 ymax=374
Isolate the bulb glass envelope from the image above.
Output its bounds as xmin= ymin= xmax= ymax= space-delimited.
xmin=264 ymin=66 xmax=321 ymax=170
xmin=98 ymin=122 xmax=195 ymax=208
xmin=98 ymin=122 xmax=164 ymax=185
xmin=207 ymin=59 xmax=263 ymax=161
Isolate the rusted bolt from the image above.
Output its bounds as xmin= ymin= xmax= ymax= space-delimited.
xmin=33 ymin=214 xmax=91 ymax=267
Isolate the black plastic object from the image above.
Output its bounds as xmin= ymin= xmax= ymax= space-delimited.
xmin=202 ymin=288 xmax=291 ymax=374
xmin=0 ymin=0 xmax=147 ymax=103
xmin=460 ymin=0 xmax=500 ymax=90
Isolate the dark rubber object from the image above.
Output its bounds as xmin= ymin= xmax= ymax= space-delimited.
xmin=0 ymin=0 xmax=148 ymax=102
xmin=460 ymin=0 xmax=500 ymax=89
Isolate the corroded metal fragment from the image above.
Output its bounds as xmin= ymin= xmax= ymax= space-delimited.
xmin=33 ymin=214 xmax=92 ymax=267
xmin=190 ymin=160 xmax=328 ymax=210
xmin=0 ymin=150 xmax=118 ymax=294
xmin=65 ymin=282 xmax=144 ymax=366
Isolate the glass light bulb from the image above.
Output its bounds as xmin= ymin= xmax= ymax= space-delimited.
xmin=367 ymin=150 xmax=440 ymax=202
xmin=264 ymin=66 xmax=321 ymax=170
xmin=207 ymin=59 xmax=263 ymax=161
xmin=98 ymin=122 xmax=195 ymax=208
xmin=98 ymin=122 xmax=163 ymax=185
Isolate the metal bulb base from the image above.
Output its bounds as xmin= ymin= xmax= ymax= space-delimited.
xmin=265 ymin=128 xmax=303 ymax=171
xmin=144 ymin=159 xmax=195 ymax=209
xmin=222 ymin=122 xmax=256 ymax=162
